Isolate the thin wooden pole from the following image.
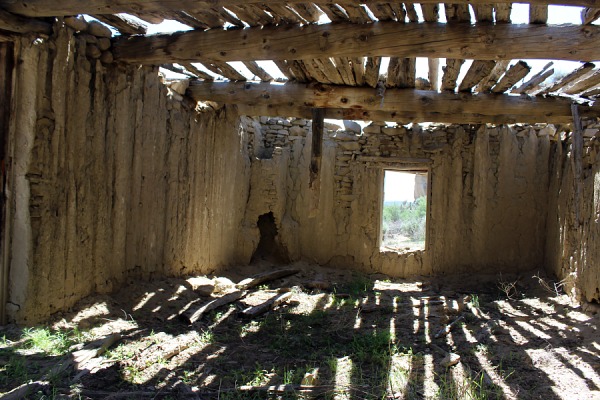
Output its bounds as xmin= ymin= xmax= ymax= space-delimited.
xmin=310 ymin=108 xmax=324 ymax=188
xmin=0 ymin=42 xmax=14 ymax=325
xmin=571 ymin=103 xmax=583 ymax=227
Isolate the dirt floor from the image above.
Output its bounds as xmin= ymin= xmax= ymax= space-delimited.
xmin=1 ymin=262 xmax=599 ymax=399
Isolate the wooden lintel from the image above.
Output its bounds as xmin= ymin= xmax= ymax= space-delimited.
xmin=0 ymin=9 xmax=52 ymax=35
xmin=3 ymin=0 xmax=600 ymax=17
xmin=357 ymin=156 xmax=432 ymax=164
xmin=190 ymin=81 xmax=600 ymax=124
xmin=112 ymin=22 xmax=600 ymax=64
xmin=235 ymin=103 xmax=585 ymax=125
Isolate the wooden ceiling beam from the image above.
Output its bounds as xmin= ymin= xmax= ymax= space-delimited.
xmin=112 ymin=22 xmax=600 ymax=64
xmin=3 ymin=0 xmax=600 ymax=17
xmin=187 ymin=81 xmax=600 ymax=123
xmin=0 ymin=9 xmax=51 ymax=34
xmin=235 ymin=103 xmax=581 ymax=124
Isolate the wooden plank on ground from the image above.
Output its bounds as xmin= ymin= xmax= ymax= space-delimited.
xmin=236 ymin=267 xmax=301 ymax=290
xmin=241 ymin=292 xmax=293 ymax=317
xmin=180 ymin=290 xmax=245 ymax=324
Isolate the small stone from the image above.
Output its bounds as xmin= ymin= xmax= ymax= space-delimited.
xmin=170 ymin=79 xmax=190 ymax=96
xmin=382 ymin=127 xmax=402 ymax=136
xmin=99 ymin=51 xmax=114 ymax=64
xmin=583 ymin=128 xmax=599 ymax=138
xmin=363 ymin=124 xmax=381 ymax=134
xmin=186 ymin=276 xmax=215 ymax=297
xmin=307 ymin=280 xmax=330 ymax=290
xmin=289 ymin=126 xmax=306 ymax=136
xmin=301 ymin=370 xmax=319 ymax=386
xmin=338 ymin=141 xmax=360 ymax=151
xmin=97 ymin=37 xmax=111 ymax=51
xmin=343 ymin=120 xmax=361 ymax=134
xmin=64 ymin=16 xmax=88 ymax=32
xmin=87 ymin=21 xmax=113 ymax=38
xmin=169 ymin=91 xmax=184 ymax=102
xmin=86 ymin=44 xmax=102 ymax=59
xmin=213 ymin=277 xmax=236 ymax=294
xmin=78 ymin=33 xmax=98 ymax=44
xmin=334 ymin=132 xmax=359 ymax=141
xmin=441 ymin=353 xmax=460 ymax=368
xmin=324 ymin=121 xmax=343 ymax=131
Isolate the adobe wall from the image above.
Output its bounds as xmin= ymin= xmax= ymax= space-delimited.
xmin=5 ymin=27 xmax=250 ymax=323
xmin=240 ymin=116 xmax=555 ymax=277
xmin=5 ymin=23 xmax=589 ymax=323
xmin=546 ymin=121 xmax=600 ymax=304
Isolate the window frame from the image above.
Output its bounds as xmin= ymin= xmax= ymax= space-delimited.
xmin=378 ymin=166 xmax=432 ymax=253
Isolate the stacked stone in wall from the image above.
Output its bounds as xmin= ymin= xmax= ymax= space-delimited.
xmin=330 ymin=130 xmax=362 ymax=206
xmin=63 ymin=17 xmax=115 ymax=64
xmin=261 ymin=117 xmax=303 ymax=148
xmin=581 ymin=119 xmax=600 ymax=169
xmin=247 ymin=116 xmax=600 ymax=211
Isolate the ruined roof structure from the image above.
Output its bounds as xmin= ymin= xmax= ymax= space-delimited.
xmin=3 ymin=3 xmax=600 ymax=399
xmin=1 ymin=0 xmax=600 ymax=124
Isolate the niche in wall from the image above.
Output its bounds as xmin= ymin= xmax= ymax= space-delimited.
xmin=251 ymin=212 xmax=289 ymax=264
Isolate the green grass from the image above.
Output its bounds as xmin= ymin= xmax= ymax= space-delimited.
xmin=336 ymin=274 xmax=374 ymax=297
xmin=434 ymin=369 xmax=504 ymax=400
xmin=0 ymin=327 xmax=91 ymax=395
xmin=0 ymin=355 xmax=28 ymax=386
xmin=350 ymin=330 xmax=396 ymax=366
xmin=22 ymin=328 xmax=75 ymax=356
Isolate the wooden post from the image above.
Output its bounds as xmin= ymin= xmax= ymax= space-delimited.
xmin=310 ymin=108 xmax=324 ymax=188
xmin=308 ymin=108 xmax=324 ymax=217
xmin=571 ymin=103 xmax=583 ymax=227
xmin=0 ymin=42 xmax=14 ymax=325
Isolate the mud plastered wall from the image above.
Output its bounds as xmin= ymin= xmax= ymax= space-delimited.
xmin=241 ymin=116 xmax=554 ymax=277
xmin=546 ymin=121 xmax=600 ymax=304
xmin=7 ymin=29 xmax=249 ymax=323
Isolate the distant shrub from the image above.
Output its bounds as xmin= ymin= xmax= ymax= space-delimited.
xmin=382 ymin=197 xmax=427 ymax=244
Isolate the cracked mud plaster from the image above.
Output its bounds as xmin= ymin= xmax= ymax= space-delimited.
xmin=6 ymin=30 xmax=250 ymax=323
xmin=241 ymin=119 xmax=555 ymax=279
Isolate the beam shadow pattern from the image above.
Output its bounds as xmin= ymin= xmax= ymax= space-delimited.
xmin=0 ymin=266 xmax=599 ymax=399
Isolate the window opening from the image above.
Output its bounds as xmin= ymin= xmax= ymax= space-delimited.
xmin=381 ymin=170 xmax=428 ymax=252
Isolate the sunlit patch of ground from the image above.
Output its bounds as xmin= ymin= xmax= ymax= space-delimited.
xmin=1 ymin=264 xmax=598 ymax=399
